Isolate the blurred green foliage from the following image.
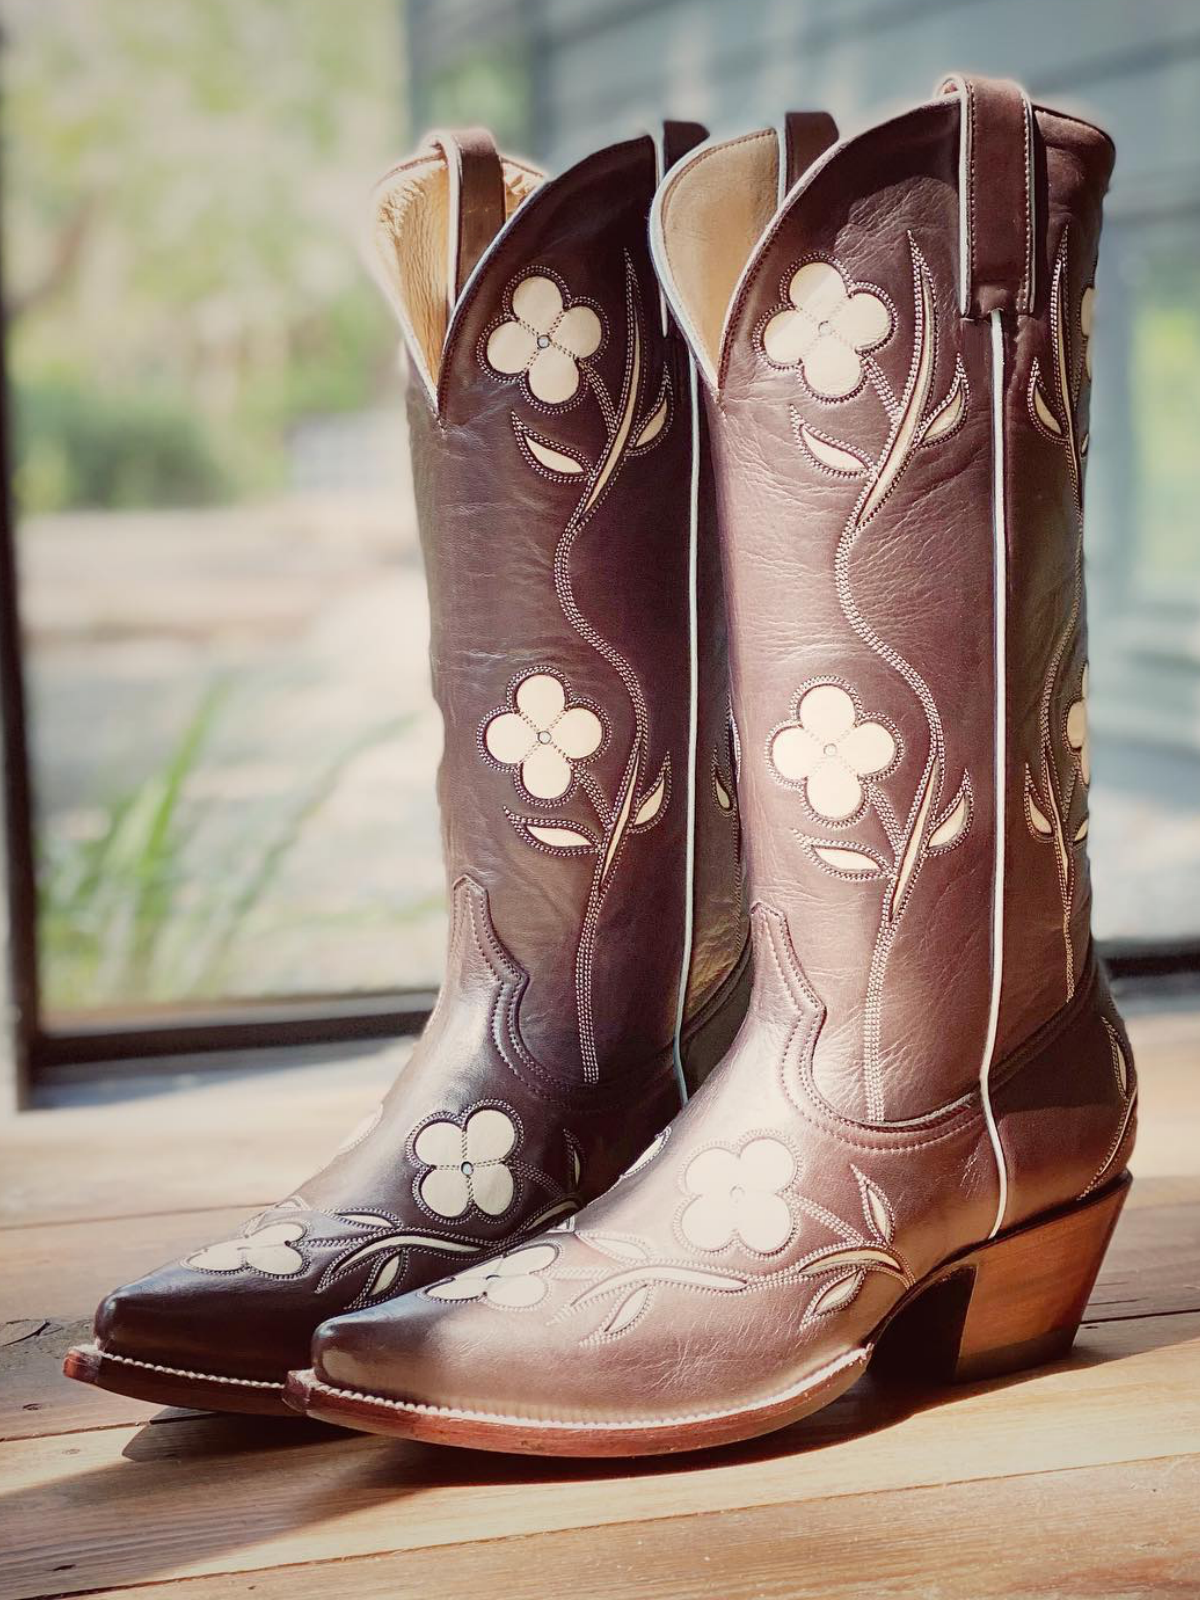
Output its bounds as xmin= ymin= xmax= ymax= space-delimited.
xmin=15 ymin=378 xmax=230 ymax=511
xmin=39 ymin=681 xmax=416 ymax=1007
xmin=2 ymin=0 xmax=408 ymax=512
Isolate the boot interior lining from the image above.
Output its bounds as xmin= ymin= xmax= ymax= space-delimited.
xmin=654 ymin=129 xmax=782 ymax=382
xmin=372 ymin=151 xmax=544 ymax=399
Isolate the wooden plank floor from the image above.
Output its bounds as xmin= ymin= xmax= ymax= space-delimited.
xmin=1 ymin=1009 xmax=1198 ymax=1599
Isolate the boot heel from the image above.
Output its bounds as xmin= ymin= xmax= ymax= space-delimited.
xmin=877 ymin=1173 xmax=1130 ymax=1385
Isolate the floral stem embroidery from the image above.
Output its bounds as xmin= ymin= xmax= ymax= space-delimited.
xmin=767 ymin=239 xmax=972 ymax=1120
xmin=542 ymin=1156 xmax=911 ymax=1344
xmin=480 ymin=259 xmax=674 ymax=1082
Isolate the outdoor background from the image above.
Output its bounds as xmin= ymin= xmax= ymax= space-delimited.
xmin=3 ymin=0 xmax=1198 ymax=1020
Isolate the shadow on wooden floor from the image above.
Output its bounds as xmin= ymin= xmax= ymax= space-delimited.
xmin=4 ymin=1305 xmax=1187 ymax=1599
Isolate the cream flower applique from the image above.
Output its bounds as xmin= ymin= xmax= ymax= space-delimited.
xmin=1066 ymin=665 xmax=1090 ymax=786
xmin=426 ymin=1242 xmax=558 ymax=1307
xmin=762 ymin=261 xmax=892 ymax=399
xmin=185 ymin=1221 xmax=306 ymax=1277
xmin=679 ymin=1138 xmax=795 ymax=1253
xmin=770 ymin=682 xmax=897 ymax=821
xmin=486 ymin=274 xmax=603 ymax=404
xmin=482 ymin=670 xmax=604 ymax=801
xmin=414 ymin=1107 xmax=520 ymax=1218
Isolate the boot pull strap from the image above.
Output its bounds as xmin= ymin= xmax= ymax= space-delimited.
xmin=779 ymin=111 xmax=839 ymax=202
xmin=652 ymin=122 xmax=708 ymax=335
xmin=425 ymin=128 xmax=506 ymax=309
xmin=661 ymin=119 xmax=707 ymax=172
xmin=939 ymin=74 xmax=1036 ymax=318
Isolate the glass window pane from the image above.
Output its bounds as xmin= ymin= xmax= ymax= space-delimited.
xmin=1088 ymin=229 xmax=1200 ymax=945
xmin=4 ymin=0 xmax=446 ymax=1012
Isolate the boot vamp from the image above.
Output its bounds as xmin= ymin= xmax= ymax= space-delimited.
xmin=91 ymin=1001 xmax=677 ymax=1384
xmin=309 ymin=1020 xmax=999 ymax=1423
xmin=309 ymin=1223 xmax=872 ymax=1422
xmin=92 ymin=1205 xmax=461 ymax=1382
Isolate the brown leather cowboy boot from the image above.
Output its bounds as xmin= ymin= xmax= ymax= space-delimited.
xmin=64 ymin=120 xmax=763 ymax=1414
xmin=287 ymin=78 xmax=1137 ymax=1456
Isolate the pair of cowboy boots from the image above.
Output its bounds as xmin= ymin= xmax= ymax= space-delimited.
xmin=69 ymin=74 xmax=1137 ymax=1460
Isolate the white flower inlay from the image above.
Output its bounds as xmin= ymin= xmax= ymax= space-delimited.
xmin=679 ymin=1138 xmax=795 ymax=1253
xmin=486 ymin=275 xmax=603 ymax=404
xmin=185 ymin=1221 xmax=306 ymax=1277
xmin=415 ymin=1107 xmax=519 ymax=1218
xmin=426 ymin=1242 xmax=558 ymax=1307
xmin=762 ymin=261 xmax=891 ymax=399
xmin=483 ymin=670 xmax=604 ymax=800
xmin=770 ymin=683 xmax=897 ymax=821
xmin=1066 ymin=664 xmax=1090 ymax=786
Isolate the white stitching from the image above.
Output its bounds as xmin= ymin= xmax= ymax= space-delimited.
xmin=754 ymin=254 xmax=898 ymax=407
xmin=302 ymin=1345 xmax=866 ymax=1430
xmin=93 ymin=1346 xmax=283 ymax=1390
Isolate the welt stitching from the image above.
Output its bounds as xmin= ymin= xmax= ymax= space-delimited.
xmin=307 ymin=1347 xmax=866 ymax=1429
xmin=96 ymin=1349 xmax=283 ymax=1390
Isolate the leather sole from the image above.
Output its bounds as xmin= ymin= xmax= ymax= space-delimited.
xmin=284 ymin=1172 xmax=1130 ymax=1457
xmin=62 ymin=1343 xmax=293 ymax=1416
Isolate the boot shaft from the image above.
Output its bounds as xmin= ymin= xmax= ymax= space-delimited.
xmin=655 ymin=79 xmax=1115 ymax=1124
xmin=372 ymin=128 xmax=748 ymax=1093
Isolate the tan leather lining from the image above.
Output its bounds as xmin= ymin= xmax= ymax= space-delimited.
xmin=655 ymin=130 xmax=781 ymax=380
xmin=371 ymin=148 xmax=543 ymax=399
